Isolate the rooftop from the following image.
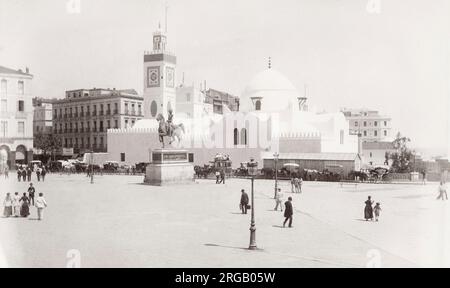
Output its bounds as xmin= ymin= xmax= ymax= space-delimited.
xmin=262 ymin=152 xmax=360 ymax=161
xmin=0 ymin=65 xmax=32 ymax=76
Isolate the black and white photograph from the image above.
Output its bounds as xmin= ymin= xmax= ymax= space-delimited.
xmin=0 ymin=0 xmax=450 ymax=272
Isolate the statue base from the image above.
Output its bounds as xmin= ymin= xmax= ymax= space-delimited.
xmin=144 ymin=149 xmax=194 ymax=186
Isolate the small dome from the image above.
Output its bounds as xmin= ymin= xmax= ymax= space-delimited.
xmin=240 ymin=68 xmax=300 ymax=112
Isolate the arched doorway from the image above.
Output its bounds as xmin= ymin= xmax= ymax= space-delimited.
xmin=15 ymin=145 xmax=27 ymax=165
xmin=0 ymin=145 xmax=10 ymax=170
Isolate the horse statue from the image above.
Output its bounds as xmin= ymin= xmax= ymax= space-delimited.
xmin=156 ymin=112 xmax=185 ymax=148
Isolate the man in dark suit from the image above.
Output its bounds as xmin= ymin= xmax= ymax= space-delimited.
xmin=240 ymin=189 xmax=249 ymax=214
xmin=283 ymin=197 xmax=293 ymax=228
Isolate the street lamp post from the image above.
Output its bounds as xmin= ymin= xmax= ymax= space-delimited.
xmin=248 ymin=158 xmax=258 ymax=250
xmin=273 ymin=152 xmax=279 ymax=199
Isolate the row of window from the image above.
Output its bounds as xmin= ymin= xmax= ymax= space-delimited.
xmin=354 ymin=120 xmax=388 ymax=127
xmin=54 ymin=103 xmax=142 ymax=119
xmin=54 ymin=119 xmax=120 ymax=134
xmin=0 ymin=79 xmax=25 ymax=95
xmin=0 ymin=99 xmax=25 ymax=113
xmin=361 ymin=130 xmax=388 ymax=137
xmin=0 ymin=120 xmax=25 ymax=137
xmin=63 ymin=136 xmax=105 ymax=149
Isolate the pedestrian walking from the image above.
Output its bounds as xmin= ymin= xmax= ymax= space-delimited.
xmin=28 ymin=183 xmax=35 ymax=206
xmin=374 ymin=203 xmax=382 ymax=222
xmin=36 ymin=168 xmax=41 ymax=182
xmin=215 ymin=171 xmax=220 ymax=184
xmin=274 ymin=188 xmax=283 ymax=211
xmin=3 ymin=193 xmax=13 ymax=218
xmin=240 ymin=189 xmax=249 ymax=214
xmin=35 ymin=193 xmax=48 ymax=221
xmin=4 ymin=166 xmax=8 ymax=179
xmin=290 ymin=177 xmax=295 ymax=193
xmin=41 ymin=167 xmax=46 ymax=182
xmin=17 ymin=168 xmax=22 ymax=182
xmin=283 ymin=197 xmax=293 ymax=228
xmin=20 ymin=193 xmax=30 ymax=218
xmin=12 ymin=192 xmax=21 ymax=217
xmin=26 ymin=167 xmax=32 ymax=182
xmin=364 ymin=196 xmax=374 ymax=221
xmin=220 ymin=170 xmax=225 ymax=184
xmin=21 ymin=168 xmax=26 ymax=182
xmin=297 ymin=178 xmax=303 ymax=193
xmin=437 ymin=182 xmax=448 ymax=201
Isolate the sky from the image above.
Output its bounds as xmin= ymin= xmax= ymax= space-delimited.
xmin=0 ymin=0 xmax=449 ymax=155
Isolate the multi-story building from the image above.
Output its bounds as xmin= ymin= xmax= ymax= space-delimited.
xmin=53 ymin=88 xmax=143 ymax=154
xmin=342 ymin=108 xmax=392 ymax=142
xmin=33 ymin=97 xmax=55 ymax=137
xmin=204 ymin=88 xmax=240 ymax=114
xmin=0 ymin=66 xmax=34 ymax=168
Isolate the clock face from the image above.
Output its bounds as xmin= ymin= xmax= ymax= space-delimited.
xmin=147 ymin=66 xmax=160 ymax=87
xmin=166 ymin=67 xmax=175 ymax=88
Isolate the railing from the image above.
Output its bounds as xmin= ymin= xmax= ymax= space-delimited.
xmin=106 ymin=110 xmax=111 ymax=115
xmin=114 ymin=109 xmax=118 ymax=115
xmin=92 ymin=111 xmax=97 ymax=116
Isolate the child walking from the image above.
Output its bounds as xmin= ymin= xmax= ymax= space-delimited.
xmin=374 ymin=203 xmax=382 ymax=222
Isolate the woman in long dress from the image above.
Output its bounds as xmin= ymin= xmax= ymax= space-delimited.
xmin=364 ymin=196 xmax=374 ymax=221
xmin=20 ymin=193 xmax=30 ymax=218
xmin=3 ymin=193 xmax=13 ymax=217
xmin=12 ymin=192 xmax=21 ymax=217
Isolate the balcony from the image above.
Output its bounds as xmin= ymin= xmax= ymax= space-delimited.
xmin=113 ymin=109 xmax=118 ymax=115
xmin=124 ymin=110 xmax=129 ymax=115
xmin=86 ymin=112 xmax=91 ymax=117
xmin=106 ymin=110 xmax=111 ymax=115
xmin=92 ymin=111 xmax=97 ymax=116
xmin=80 ymin=112 xmax=84 ymax=117
xmin=74 ymin=113 xmax=78 ymax=118
xmin=131 ymin=110 xmax=136 ymax=116
xmin=100 ymin=111 xmax=104 ymax=116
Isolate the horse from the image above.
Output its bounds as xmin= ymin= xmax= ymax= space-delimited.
xmin=156 ymin=114 xmax=185 ymax=148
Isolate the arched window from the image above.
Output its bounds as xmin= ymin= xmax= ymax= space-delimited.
xmin=150 ymin=101 xmax=157 ymax=117
xmin=233 ymin=128 xmax=239 ymax=146
xmin=240 ymin=128 xmax=247 ymax=146
xmin=255 ymin=100 xmax=261 ymax=111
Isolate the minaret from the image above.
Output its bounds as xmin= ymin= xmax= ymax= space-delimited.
xmin=143 ymin=21 xmax=176 ymax=119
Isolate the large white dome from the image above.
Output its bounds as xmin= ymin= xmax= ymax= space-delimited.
xmin=240 ymin=68 xmax=300 ymax=112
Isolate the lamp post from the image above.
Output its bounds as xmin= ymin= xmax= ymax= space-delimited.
xmin=247 ymin=158 xmax=258 ymax=250
xmin=273 ymin=152 xmax=279 ymax=199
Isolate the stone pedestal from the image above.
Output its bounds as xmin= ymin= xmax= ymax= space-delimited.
xmin=144 ymin=149 xmax=194 ymax=186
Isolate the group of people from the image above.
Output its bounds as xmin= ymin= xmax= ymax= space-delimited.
xmin=240 ymin=188 xmax=294 ymax=228
xmin=17 ymin=166 xmax=47 ymax=182
xmin=290 ymin=177 xmax=303 ymax=193
xmin=2 ymin=183 xmax=48 ymax=220
xmin=215 ymin=170 xmax=226 ymax=184
xmin=364 ymin=196 xmax=382 ymax=222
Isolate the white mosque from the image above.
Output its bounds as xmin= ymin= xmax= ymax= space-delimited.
xmin=107 ymin=26 xmax=360 ymax=172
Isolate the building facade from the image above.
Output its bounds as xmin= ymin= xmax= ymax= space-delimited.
xmin=33 ymin=97 xmax=55 ymax=137
xmin=106 ymin=26 xmax=358 ymax=168
xmin=53 ymin=88 xmax=143 ymax=155
xmin=342 ymin=108 xmax=392 ymax=142
xmin=0 ymin=66 xmax=34 ymax=169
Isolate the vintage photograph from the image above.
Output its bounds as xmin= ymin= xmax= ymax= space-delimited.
xmin=0 ymin=0 xmax=449 ymax=269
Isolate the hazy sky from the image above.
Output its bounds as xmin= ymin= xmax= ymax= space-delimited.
xmin=0 ymin=0 xmax=449 ymax=153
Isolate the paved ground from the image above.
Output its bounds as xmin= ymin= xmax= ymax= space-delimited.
xmin=0 ymin=174 xmax=449 ymax=267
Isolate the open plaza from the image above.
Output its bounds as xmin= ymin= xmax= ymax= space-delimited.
xmin=1 ymin=174 xmax=449 ymax=268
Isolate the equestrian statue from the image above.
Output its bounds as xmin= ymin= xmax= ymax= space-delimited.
xmin=156 ymin=109 xmax=185 ymax=148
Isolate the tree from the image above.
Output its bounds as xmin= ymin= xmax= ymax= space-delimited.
xmin=34 ymin=134 xmax=61 ymax=162
xmin=387 ymin=132 xmax=414 ymax=173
